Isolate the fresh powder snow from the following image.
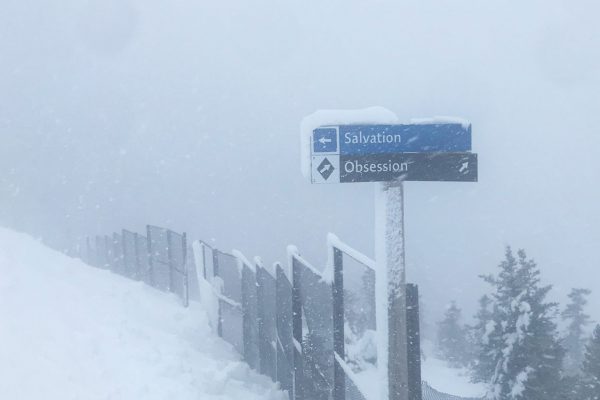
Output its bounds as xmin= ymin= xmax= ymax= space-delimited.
xmin=0 ymin=228 xmax=285 ymax=400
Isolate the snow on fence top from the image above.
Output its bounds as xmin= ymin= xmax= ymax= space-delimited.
xmin=286 ymin=244 xmax=331 ymax=283
xmin=253 ymin=256 xmax=276 ymax=277
xmin=327 ymin=233 xmax=376 ymax=270
xmin=232 ymin=249 xmax=255 ymax=273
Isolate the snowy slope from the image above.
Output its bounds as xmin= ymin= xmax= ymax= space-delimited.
xmin=0 ymin=228 xmax=285 ymax=400
xmin=421 ymin=341 xmax=486 ymax=398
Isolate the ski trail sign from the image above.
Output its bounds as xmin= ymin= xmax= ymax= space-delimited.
xmin=301 ymin=110 xmax=479 ymax=400
xmin=308 ymin=124 xmax=477 ymax=184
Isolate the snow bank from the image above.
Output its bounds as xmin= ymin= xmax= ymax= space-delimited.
xmin=421 ymin=340 xmax=486 ymax=398
xmin=0 ymin=228 xmax=285 ymax=400
xmin=300 ymin=107 xmax=399 ymax=178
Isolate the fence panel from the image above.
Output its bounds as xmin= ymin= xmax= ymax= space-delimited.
xmin=95 ymin=235 xmax=110 ymax=269
xmin=214 ymin=250 xmax=244 ymax=354
xmin=147 ymin=225 xmax=170 ymax=291
xmin=221 ymin=298 xmax=244 ymax=354
xmin=83 ymin=236 xmax=96 ymax=267
xmin=331 ymin=242 xmax=376 ymax=400
xmin=111 ymin=233 xmax=124 ymax=274
xmin=80 ymin=229 xmax=474 ymax=400
xmin=134 ymin=233 xmax=150 ymax=284
xmin=241 ymin=260 xmax=259 ymax=370
xmin=257 ymin=264 xmax=277 ymax=381
xmin=187 ymin=245 xmax=200 ymax=302
xmin=167 ymin=230 xmax=188 ymax=307
xmin=276 ymin=264 xmax=294 ymax=400
xmin=331 ymin=237 xmax=423 ymax=400
xmin=105 ymin=235 xmax=114 ymax=269
xmin=292 ymin=253 xmax=335 ymax=400
xmin=122 ymin=230 xmax=138 ymax=279
xmin=193 ymin=241 xmax=220 ymax=329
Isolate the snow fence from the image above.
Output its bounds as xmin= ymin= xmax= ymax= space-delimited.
xmin=80 ymin=226 xmax=481 ymax=400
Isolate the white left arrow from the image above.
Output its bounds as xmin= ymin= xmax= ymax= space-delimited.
xmin=319 ymin=137 xmax=332 ymax=145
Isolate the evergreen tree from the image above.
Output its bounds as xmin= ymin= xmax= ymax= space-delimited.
xmin=468 ymin=295 xmax=494 ymax=373
xmin=580 ymin=325 xmax=600 ymax=400
xmin=436 ymin=301 xmax=469 ymax=367
xmin=472 ymin=247 xmax=565 ymax=400
xmin=562 ymin=288 xmax=592 ymax=375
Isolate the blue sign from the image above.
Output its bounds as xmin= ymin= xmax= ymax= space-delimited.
xmin=313 ymin=128 xmax=338 ymax=153
xmin=312 ymin=124 xmax=471 ymax=155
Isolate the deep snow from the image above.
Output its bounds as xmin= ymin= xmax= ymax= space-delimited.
xmin=0 ymin=228 xmax=285 ymax=400
xmin=0 ymin=227 xmax=484 ymax=399
xmin=421 ymin=341 xmax=486 ymax=398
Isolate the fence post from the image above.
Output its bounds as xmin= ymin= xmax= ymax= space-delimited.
xmin=146 ymin=226 xmax=155 ymax=286
xmin=276 ymin=263 xmax=294 ymax=400
xmin=406 ymin=284 xmax=422 ymax=400
xmin=292 ymin=256 xmax=304 ymax=400
xmin=133 ymin=232 xmax=140 ymax=280
xmin=213 ymin=250 xmax=222 ymax=337
xmin=112 ymin=233 xmax=119 ymax=273
xmin=242 ymin=262 xmax=260 ymax=370
xmin=201 ymin=241 xmax=207 ymax=279
xmin=182 ymin=232 xmax=189 ymax=307
xmin=85 ymin=236 xmax=92 ymax=266
xmin=121 ymin=230 xmax=128 ymax=277
xmin=95 ymin=236 xmax=102 ymax=268
xmin=105 ymin=235 xmax=111 ymax=270
xmin=332 ymin=247 xmax=345 ymax=400
xmin=212 ymin=249 xmax=220 ymax=278
xmin=166 ymin=230 xmax=174 ymax=293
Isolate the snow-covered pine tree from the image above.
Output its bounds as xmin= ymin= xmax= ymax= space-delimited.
xmin=468 ymin=295 xmax=494 ymax=374
xmin=580 ymin=325 xmax=600 ymax=400
xmin=436 ymin=301 xmax=469 ymax=367
xmin=562 ymin=288 xmax=592 ymax=375
xmin=473 ymin=247 xmax=565 ymax=400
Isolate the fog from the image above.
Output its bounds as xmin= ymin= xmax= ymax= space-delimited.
xmin=1 ymin=0 xmax=599 ymax=324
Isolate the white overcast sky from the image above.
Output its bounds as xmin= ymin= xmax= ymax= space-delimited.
xmin=1 ymin=0 xmax=599 ymax=323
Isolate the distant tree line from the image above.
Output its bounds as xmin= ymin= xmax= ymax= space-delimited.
xmin=434 ymin=246 xmax=599 ymax=400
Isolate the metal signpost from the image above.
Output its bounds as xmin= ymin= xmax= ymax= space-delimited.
xmin=305 ymin=121 xmax=478 ymax=400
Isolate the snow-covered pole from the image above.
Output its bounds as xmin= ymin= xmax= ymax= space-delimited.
xmin=375 ymin=180 xmax=409 ymax=400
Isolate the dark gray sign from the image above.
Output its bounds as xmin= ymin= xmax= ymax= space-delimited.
xmin=337 ymin=152 xmax=477 ymax=183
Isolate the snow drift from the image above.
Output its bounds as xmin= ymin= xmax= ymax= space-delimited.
xmin=0 ymin=228 xmax=285 ymax=400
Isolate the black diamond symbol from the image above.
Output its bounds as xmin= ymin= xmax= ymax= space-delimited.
xmin=317 ymin=158 xmax=335 ymax=180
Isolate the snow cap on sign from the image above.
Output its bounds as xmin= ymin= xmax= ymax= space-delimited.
xmin=410 ymin=116 xmax=471 ymax=129
xmin=300 ymin=107 xmax=399 ymax=179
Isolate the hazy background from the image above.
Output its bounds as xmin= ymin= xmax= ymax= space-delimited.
xmin=1 ymin=0 xmax=599 ymax=326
